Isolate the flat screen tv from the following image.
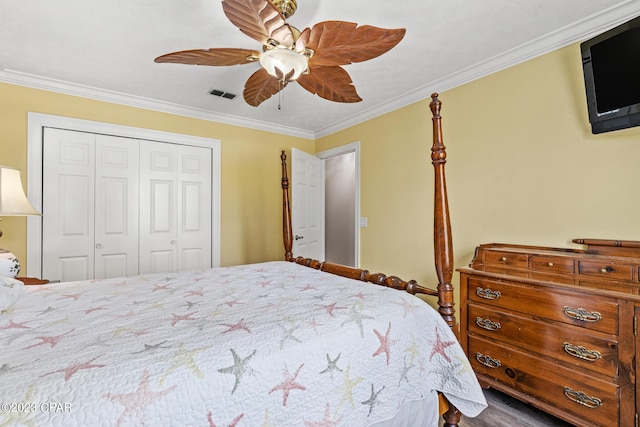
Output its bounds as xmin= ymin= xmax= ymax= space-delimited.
xmin=581 ymin=16 xmax=640 ymax=134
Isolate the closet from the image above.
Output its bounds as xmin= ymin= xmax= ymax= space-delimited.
xmin=42 ymin=127 xmax=212 ymax=282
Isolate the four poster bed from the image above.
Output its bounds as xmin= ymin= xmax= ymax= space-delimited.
xmin=0 ymin=94 xmax=485 ymax=426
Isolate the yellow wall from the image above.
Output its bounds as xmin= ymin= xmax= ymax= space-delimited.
xmin=0 ymin=82 xmax=314 ymax=270
xmin=317 ymin=43 xmax=640 ymax=306
xmin=4 ymin=40 xmax=640 ymax=306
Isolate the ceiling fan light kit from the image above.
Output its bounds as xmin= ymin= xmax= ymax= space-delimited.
xmin=259 ymin=47 xmax=308 ymax=81
xmin=155 ymin=0 xmax=406 ymax=107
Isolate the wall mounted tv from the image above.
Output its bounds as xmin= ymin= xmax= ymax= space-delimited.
xmin=581 ymin=15 xmax=640 ymax=134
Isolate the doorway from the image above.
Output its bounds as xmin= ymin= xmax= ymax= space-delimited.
xmin=317 ymin=142 xmax=360 ymax=268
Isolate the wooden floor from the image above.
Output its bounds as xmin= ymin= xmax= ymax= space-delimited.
xmin=458 ymin=388 xmax=575 ymax=427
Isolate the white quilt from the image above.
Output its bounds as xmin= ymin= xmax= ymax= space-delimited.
xmin=0 ymin=261 xmax=486 ymax=426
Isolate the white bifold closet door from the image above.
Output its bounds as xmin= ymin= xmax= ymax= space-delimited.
xmin=42 ymin=128 xmax=212 ymax=282
xmin=139 ymin=140 xmax=212 ymax=274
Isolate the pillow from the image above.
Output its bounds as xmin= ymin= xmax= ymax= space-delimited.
xmin=0 ymin=275 xmax=26 ymax=313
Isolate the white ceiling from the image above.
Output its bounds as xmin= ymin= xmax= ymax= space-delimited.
xmin=1 ymin=0 xmax=639 ymax=139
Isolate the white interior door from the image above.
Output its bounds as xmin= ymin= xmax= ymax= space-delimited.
xmin=94 ymin=134 xmax=139 ymax=279
xmin=176 ymin=145 xmax=212 ymax=272
xmin=291 ymin=148 xmax=325 ymax=260
xmin=42 ymin=128 xmax=96 ymax=282
xmin=139 ymin=141 xmax=178 ymax=274
xmin=139 ymin=141 xmax=212 ymax=274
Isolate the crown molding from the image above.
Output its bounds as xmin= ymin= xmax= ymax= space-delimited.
xmin=2 ymin=1 xmax=638 ymax=141
xmin=0 ymin=70 xmax=315 ymax=140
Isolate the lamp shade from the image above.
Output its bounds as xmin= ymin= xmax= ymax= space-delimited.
xmin=259 ymin=48 xmax=308 ymax=81
xmin=0 ymin=166 xmax=40 ymax=216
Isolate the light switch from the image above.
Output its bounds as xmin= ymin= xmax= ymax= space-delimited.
xmin=359 ymin=217 xmax=368 ymax=228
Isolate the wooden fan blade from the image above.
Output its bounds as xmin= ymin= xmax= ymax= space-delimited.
xmin=298 ymin=21 xmax=405 ymax=67
xmin=222 ymin=0 xmax=294 ymax=47
xmin=154 ymin=48 xmax=260 ymax=66
xmin=296 ymin=65 xmax=362 ymax=103
xmin=243 ymin=68 xmax=286 ymax=107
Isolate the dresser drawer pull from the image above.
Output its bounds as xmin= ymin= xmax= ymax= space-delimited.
xmin=562 ymin=342 xmax=602 ymax=362
xmin=562 ymin=306 xmax=602 ymax=323
xmin=476 ymin=287 xmax=501 ymax=300
xmin=546 ymin=262 xmax=554 ymax=267
xmin=563 ymin=387 xmax=602 ymax=409
xmin=475 ymin=317 xmax=501 ymax=331
xmin=476 ymin=352 xmax=501 ymax=368
xmin=499 ymin=256 xmax=508 ymax=262
xmin=599 ymin=266 xmax=614 ymax=273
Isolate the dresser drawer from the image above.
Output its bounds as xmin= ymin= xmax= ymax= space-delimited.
xmin=469 ymin=277 xmax=618 ymax=334
xmin=531 ymin=255 xmax=574 ymax=274
xmin=470 ymin=336 xmax=618 ymax=426
xmin=578 ymin=260 xmax=633 ymax=281
xmin=580 ymin=280 xmax=640 ymax=295
xmin=483 ymin=250 xmax=528 ymax=268
xmin=468 ymin=303 xmax=618 ymax=377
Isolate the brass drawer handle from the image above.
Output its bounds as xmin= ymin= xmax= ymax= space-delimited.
xmin=500 ymin=256 xmax=508 ymax=262
xmin=475 ymin=317 xmax=501 ymax=331
xmin=562 ymin=342 xmax=602 ymax=362
xmin=563 ymin=387 xmax=602 ymax=409
xmin=476 ymin=287 xmax=501 ymax=300
xmin=547 ymin=262 xmax=554 ymax=267
xmin=562 ymin=306 xmax=602 ymax=323
xmin=599 ymin=266 xmax=614 ymax=273
xmin=476 ymin=352 xmax=501 ymax=368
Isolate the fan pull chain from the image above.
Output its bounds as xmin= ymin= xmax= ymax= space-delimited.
xmin=278 ymin=80 xmax=285 ymax=110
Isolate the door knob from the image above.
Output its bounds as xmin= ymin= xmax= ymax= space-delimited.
xmin=295 ymin=235 xmax=304 ymax=240
xmin=95 ymin=243 xmax=102 ymax=249
xmin=170 ymin=240 xmax=176 ymax=245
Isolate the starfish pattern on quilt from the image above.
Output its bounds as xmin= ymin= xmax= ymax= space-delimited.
xmin=159 ymin=342 xmax=211 ymax=385
xmin=341 ymin=304 xmax=374 ymax=338
xmin=372 ymin=322 xmax=394 ymax=365
xmin=1 ymin=319 xmax=32 ymax=329
xmin=428 ymin=327 xmax=457 ymax=363
xmin=269 ymin=363 xmax=306 ymax=406
xmin=207 ymin=412 xmax=244 ymax=427
xmin=361 ymin=383 xmax=386 ymax=417
xmin=220 ymin=319 xmax=252 ymax=334
xmin=318 ymin=302 xmax=347 ymax=317
xmin=304 ymin=402 xmax=343 ymax=427
xmin=279 ymin=324 xmax=302 ymax=349
xmin=132 ymin=340 xmax=171 ymax=354
xmin=103 ymin=369 xmax=176 ymax=426
xmin=40 ymin=354 xmax=105 ymax=381
xmin=397 ymin=355 xmax=414 ymax=386
xmin=20 ymin=328 xmax=75 ymax=350
xmin=335 ymin=364 xmax=363 ymax=413
xmin=319 ymin=353 xmax=343 ymax=379
xmin=217 ymin=349 xmax=257 ymax=394
xmin=404 ymin=334 xmax=420 ymax=364
xmin=171 ymin=311 xmax=198 ymax=326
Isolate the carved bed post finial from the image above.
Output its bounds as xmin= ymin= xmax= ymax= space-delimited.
xmin=281 ymin=150 xmax=293 ymax=261
xmin=429 ymin=93 xmax=457 ymax=332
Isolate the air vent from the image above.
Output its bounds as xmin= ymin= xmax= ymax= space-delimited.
xmin=209 ymin=89 xmax=236 ymax=100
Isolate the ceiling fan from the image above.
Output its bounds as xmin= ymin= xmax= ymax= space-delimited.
xmin=155 ymin=0 xmax=406 ymax=107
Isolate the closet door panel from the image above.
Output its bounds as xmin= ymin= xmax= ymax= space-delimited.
xmin=94 ymin=135 xmax=139 ymax=279
xmin=139 ymin=141 xmax=178 ymax=274
xmin=42 ymin=128 xmax=96 ymax=282
xmin=178 ymin=146 xmax=212 ymax=271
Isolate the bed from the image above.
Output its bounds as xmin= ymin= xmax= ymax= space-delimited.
xmin=0 ymin=93 xmax=486 ymax=427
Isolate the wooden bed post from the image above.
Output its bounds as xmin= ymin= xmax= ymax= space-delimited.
xmin=280 ymin=94 xmax=463 ymax=427
xmin=430 ymin=93 xmax=457 ymax=333
xmin=430 ymin=94 xmax=462 ymax=427
xmin=281 ymin=150 xmax=294 ymax=261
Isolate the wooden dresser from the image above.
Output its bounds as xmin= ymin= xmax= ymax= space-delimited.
xmin=458 ymin=239 xmax=640 ymax=427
